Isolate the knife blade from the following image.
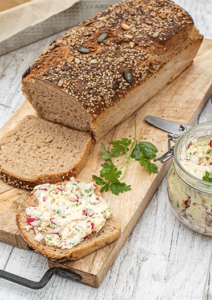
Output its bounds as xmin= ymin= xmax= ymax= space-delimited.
xmin=145 ymin=115 xmax=192 ymax=134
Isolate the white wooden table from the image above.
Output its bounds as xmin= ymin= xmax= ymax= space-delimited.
xmin=0 ymin=1 xmax=212 ymax=299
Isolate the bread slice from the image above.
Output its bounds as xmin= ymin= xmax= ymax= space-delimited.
xmin=0 ymin=115 xmax=94 ymax=190
xmin=16 ymin=179 xmax=121 ymax=261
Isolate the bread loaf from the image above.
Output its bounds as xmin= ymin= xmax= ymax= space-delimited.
xmin=22 ymin=0 xmax=203 ymax=141
xmin=0 ymin=116 xmax=93 ymax=190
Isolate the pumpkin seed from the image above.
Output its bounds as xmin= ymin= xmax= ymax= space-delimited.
xmin=123 ymin=70 xmax=133 ymax=85
xmin=77 ymin=46 xmax=91 ymax=54
xmin=98 ymin=32 xmax=108 ymax=43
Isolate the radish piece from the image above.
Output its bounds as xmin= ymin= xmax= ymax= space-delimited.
xmin=26 ymin=217 xmax=36 ymax=225
xmin=69 ymin=194 xmax=78 ymax=202
xmin=96 ymin=197 xmax=99 ymax=201
xmin=210 ymin=140 xmax=212 ymax=147
xmin=43 ymin=196 xmax=48 ymax=202
xmin=75 ymin=179 xmax=80 ymax=182
xmin=82 ymin=209 xmax=87 ymax=216
xmin=34 ymin=190 xmax=43 ymax=198
xmin=190 ymin=156 xmax=199 ymax=165
xmin=84 ymin=235 xmax=90 ymax=239
xmin=46 ymin=201 xmax=51 ymax=210
xmin=62 ymin=240 xmax=67 ymax=249
xmin=34 ymin=233 xmax=44 ymax=242
xmin=59 ymin=229 xmax=64 ymax=236
xmin=50 ymin=218 xmax=59 ymax=224
xmin=30 ymin=220 xmax=41 ymax=227
xmin=91 ymin=223 xmax=94 ymax=230
xmin=51 ymin=226 xmax=61 ymax=234
xmin=89 ymin=209 xmax=94 ymax=217
xmin=26 ymin=208 xmax=32 ymax=215
xmin=57 ymin=187 xmax=63 ymax=192
xmin=33 ymin=226 xmax=38 ymax=235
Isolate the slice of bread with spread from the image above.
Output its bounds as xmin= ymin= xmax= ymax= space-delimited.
xmin=16 ymin=178 xmax=121 ymax=261
xmin=0 ymin=115 xmax=94 ymax=190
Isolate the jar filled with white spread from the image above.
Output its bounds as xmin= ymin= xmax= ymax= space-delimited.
xmin=167 ymin=122 xmax=212 ymax=235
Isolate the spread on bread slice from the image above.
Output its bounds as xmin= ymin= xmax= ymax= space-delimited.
xmin=17 ymin=178 xmax=121 ymax=261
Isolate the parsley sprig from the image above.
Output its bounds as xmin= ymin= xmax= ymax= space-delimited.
xmin=203 ymin=171 xmax=212 ymax=182
xmin=92 ymin=122 xmax=158 ymax=195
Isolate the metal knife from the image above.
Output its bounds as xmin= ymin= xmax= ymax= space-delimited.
xmin=145 ymin=116 xmax=192 ymax=163
xmin=145 ymin=115 xmax=192 ymax=134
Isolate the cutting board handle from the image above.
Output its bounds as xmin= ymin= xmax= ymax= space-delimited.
xmin=0 ymin=267 xmax=81 ymax=289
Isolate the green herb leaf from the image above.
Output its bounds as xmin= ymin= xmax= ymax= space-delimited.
xmin=100 ymin=143 xmax=111 ymax=160
xmin=109 ymin=138 xmax=131 ymax=157
xmin=140 ymin=158 xmax=158 ymax=174
xmin=100 ymin=160 xmax=122 ymax=182
xmin=206 ymin=150 xmax=212 ymax=155
xmin=203 ymin=171 xmax=212 ymax=182
xmin=131 ymin=143 xmax=144 ymax=160
xmin=92 ymin=122 xmax=158 ymax=195
xmin=110 ymin=182 xmax=131 ymax=195
xmin=100 ymin=182 xmax=110 ymax=192
xmin=92 ymin=175 xmax=107 ymax=185
xmin=133 ymin=142 xmax=158 ymax=160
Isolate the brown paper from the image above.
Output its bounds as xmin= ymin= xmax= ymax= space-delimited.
xmin=0 ymin=0 xmax=79 ymax=42
xmin=0 ymin=0 xmax=32 ymax=13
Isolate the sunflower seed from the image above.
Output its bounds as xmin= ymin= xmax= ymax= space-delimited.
xmin=75 ymin=58 xmax=80 ymax=64
xmin=152 ymin=31 xmax=159 ymax=38
xmin=90 ymin=59 xmax=98 ymax=64
xmin=131 ymin=26 xmax=136 ymax=32
xmin=98 ymin=32 xmax=108 ymax=43
xmin=98 ymin=16 xmax=107 ymax=21
xmin=77 ymin=46 xmax=91 ymax=54
xmin=129 ymin=42 xmax=135 ymax=48
xmin=118 ymin=57 xmax=124 ymax=62
xmin=125 ymin=34 xmax=133 ymax=39
xmin=121 ymin=23 xmax=130 ymax=30
xmin=123 ymin=70 xmax=133 ymax=85
xmin=58 ymin=79 xmax=64 ymax=87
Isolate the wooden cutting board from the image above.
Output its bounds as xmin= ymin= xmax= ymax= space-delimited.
xmin=0 ymin=39 xmax=212 ymax=287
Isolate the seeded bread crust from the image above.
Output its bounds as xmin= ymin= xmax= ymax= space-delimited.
xmin=16 ymin=179 xmax=121 ymax=261
xmin=22 ymin=0 xmax=203 ymax=140
xmin=0 ymin=116 xmax=94 ymax=190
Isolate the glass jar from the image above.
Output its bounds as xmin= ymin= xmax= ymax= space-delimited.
xmin=167 ymin=121 xmax=212 ymax=235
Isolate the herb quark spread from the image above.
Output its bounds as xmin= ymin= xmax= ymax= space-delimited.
xmin=168 ymin=139 xmax=212 ymax=234
xmin=22 ymin=178 xmax=111 ymax=249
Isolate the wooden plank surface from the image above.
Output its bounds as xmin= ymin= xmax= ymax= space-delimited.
xmin=0 ymin=39 xmax=211 ymax=287
xmin=0 ymin=0 xmax=212 ymax=298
